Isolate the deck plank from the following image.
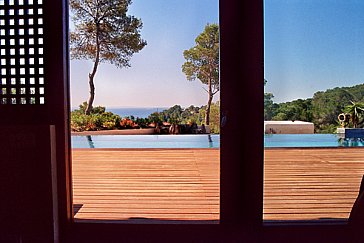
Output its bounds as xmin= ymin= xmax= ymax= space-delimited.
xmin=72 ymin=148 xmax=220 ymax=223
xmin=264 ymin=148 xmax=364 ymax=221
xmin=72 ymin=147 xmax=364 ymax=222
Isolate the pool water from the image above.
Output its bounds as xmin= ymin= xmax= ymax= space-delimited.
xmin=72 ymin=134 xmax=220 ymax=148
xmin=264 ymin=134 xmax=364 ymax=148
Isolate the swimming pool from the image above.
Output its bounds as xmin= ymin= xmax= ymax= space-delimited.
xmin=265 ymin=134 xmax=364 ymax=148
xmin=71 ymin=134 xmax=220 ymax=148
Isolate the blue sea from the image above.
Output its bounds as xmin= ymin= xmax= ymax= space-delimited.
xmin=106 ymin=107 xmax=168 ymax=118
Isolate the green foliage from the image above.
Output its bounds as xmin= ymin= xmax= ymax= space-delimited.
xmin=147 ymin=102 xmax=220 ymax=134
xmin=70 ymin=0 xmax=147 ymax=114
xmin=76 ymin=101 xmax=106 ymax=115
xmin=344 ymin=101 xmax=364 ymax=128
xmin=71 ymin=102 xmax=221 ymax=134
xmin=264 ymin=92 xmax=275 ymax=120
xmin=264 ymin=79 xmax=276 ymax=120
xmin=71 ymin=104 xmax=121 ymax=132
xmin=182 ymin=24 xmax=219 ymax=87
xmin=272 ymin=99 xmax=313 ymax=122
xmin=264 ymin=83 xmax=364 ymax=133
xmin=315 ymin=123 xmax=338 ymax=134
xmin=70 ymin=0 xmax=147 ymax=67
xmin=182 ymin=23 xmax=219 ymax=125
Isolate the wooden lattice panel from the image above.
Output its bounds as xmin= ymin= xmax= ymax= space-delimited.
xmin=0 ymin=0 xmax=44 ymax=105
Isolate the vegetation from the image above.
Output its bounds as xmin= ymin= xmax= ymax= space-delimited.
xmin=71 ymin=102 xmax=122 ymax=131
xmin=182 ymin=24 xmax=219 ymax=125
xmin=344 ymin=101 xmax=364 ymax=128
xmin=71 ymin=101 xmax=220 ymax=133
xmin=264 ymin=82 xmax=364 ymax=133
xmin=70 ymin=0 xmax=147 ymax=115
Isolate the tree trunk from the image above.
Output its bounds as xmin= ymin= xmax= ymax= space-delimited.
xmin=85 ymin=25 xmax=101 ymax=115
xmin=85 ymin=74 xmax=96 ymax=115
xmin=205 ymin=94 xmax=213 ymax=125
xmin=205 ymin=77 xmax=213 ymax=125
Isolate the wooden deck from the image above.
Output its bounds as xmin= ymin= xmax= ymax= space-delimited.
xmin=72 ymin=148 xmax=220 ymax=223
xmin=264 ymin=148 xmax=364 ymax=222
xmin=72 ymin=147 xmax=364 ymax=223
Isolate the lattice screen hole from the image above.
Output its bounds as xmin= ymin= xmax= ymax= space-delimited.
xmin=0 ymin=0 xmax=46 ymax=106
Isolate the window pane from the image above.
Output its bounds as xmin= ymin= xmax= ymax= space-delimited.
xmin=70 ymin=0 xmax=220 ymax=223
xmin=264 ymin=1 xmax=364 ymax=222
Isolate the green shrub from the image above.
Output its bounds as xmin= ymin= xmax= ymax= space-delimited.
xmin=71 ymin=103 xmax=121 ymax=132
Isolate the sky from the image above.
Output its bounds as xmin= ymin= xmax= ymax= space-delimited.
xmin=264 ymin=0 xmax=364 ymax=103
xmin=70 ymin=0 xmax=219 ymax=108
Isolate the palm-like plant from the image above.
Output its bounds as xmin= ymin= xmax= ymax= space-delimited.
xmin=344 ymin=101 xmax=364 ymax=128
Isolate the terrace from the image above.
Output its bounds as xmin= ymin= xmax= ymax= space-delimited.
xmin=72 ymin=147 xmax=364 ymax=223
